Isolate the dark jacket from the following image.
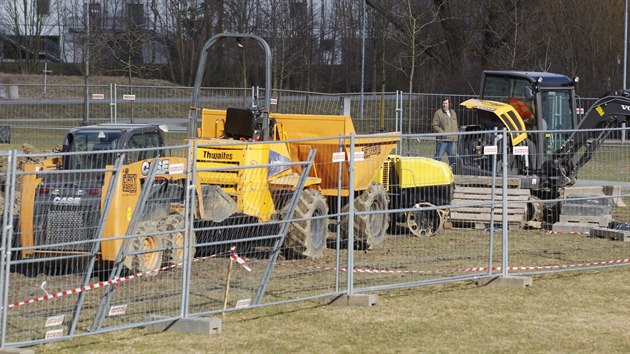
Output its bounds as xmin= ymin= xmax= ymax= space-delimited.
xmin=432 ymin=109 xmax=458 ymax=141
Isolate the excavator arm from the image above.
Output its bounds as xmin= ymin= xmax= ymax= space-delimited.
xmin=554 ymin=90 xmax=630 ymax=185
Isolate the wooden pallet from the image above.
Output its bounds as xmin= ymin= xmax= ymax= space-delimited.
xmin=445 ymin=220 xmax=523 ymax=231
xmin=446 ymin=175 xmax=529 ymax=230
xmin=454 ymin=175 xmax=522 ymax=188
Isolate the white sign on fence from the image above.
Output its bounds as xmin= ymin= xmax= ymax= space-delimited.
xmin=483 ymin=145 xmax=498 ymax=155
xmin=513 ymin=146 xmax=529 ymax=156
xmin=45 ymin=329 xmax=64 ymax=339
xmin=270 ymin=98 xmax=278 ymax=105
xmin=353 ymin=151 xmax=365 ymax=161
xmin=91 ymin=93 xmax=105 ymax=100
xmin=235 ymin=298 xmax=251 ymax=309
xmin=108 ymin=304 xmax=128 ymax=316
xmin=45 ymin=314 xmax=65 ymax=327
xmin=122 ymin=94 xmax=136 ymax=101
xmin=332 ymin=151 xmax=346 ymax=162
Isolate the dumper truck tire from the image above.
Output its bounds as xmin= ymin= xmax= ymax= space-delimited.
xmin=124 ymin=220 xmax=163 ymax=274
xmin=283 ymin=189 xmax=329 ymax=259
xmin=342 ymin=182 xmax=389 ymax=249
xmin=160 ymin=209 xmax=196 ymax=266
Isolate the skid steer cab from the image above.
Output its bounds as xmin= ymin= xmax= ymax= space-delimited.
xmin=18 ymin=124 xmax=194 ymax=273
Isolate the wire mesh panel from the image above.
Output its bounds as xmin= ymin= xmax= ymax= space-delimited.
xmin=271 ymin=89 xmax=343 ymax=116
xmin=86 ymin=145 xmax=191 ymax=334
xmin=5 ymin=92 xmax=630 ymax=348
xmin=346 ymin=92 xmax=399 ymax=134
xmin=6 ymin=149 xmax=120 ymax=344
xmin=114 ymin=85 xmax=249 ymax=128
xmin=0 ymin=150 xmax=14 ymax=346
xmin=0 ymin=84 xmax=111 ymax=127
xmin=186 ymin=137 xmax=345 ymax=315
xmin=349 ymin=93 xmax=477 ymax=135
xmin=3 ymin=144 xmax=192 ymax=345
xmin=506 ymin=128 xmax=630 ymax=276
xmin=349 ymin=133 xmax=494 ymax=292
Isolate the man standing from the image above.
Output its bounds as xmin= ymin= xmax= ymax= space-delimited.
xmin=432 ymin=97 xmax=458 ymax=168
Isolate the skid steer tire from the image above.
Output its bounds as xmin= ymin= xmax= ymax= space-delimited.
xmin=283 ymin=189 xmax=329 ymax=259
xmin=124 ymin=220 xmax=163 ymax=274
xmin=160 ymin=210 xmax=196 ymax=266
xmin=342 ymin=182 xmax=390 ymax=250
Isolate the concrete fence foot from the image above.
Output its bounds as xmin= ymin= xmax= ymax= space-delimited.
xmin=475 ymin=276 xmax=532 ymax=288
xmin=145 ymin=316 xmax=222 ymax=334
xmin=330 ymin=294 xmax=378 ymax=307
xmin=0 ymin=348 xmax=35 ymax=354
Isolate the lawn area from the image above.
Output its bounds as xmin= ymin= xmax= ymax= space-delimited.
xmin=35 ymin=266 xmax=630 ymax=353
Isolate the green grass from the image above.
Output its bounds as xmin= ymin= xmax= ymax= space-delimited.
xmin=33 ymin=266 xmax=630 ymax=353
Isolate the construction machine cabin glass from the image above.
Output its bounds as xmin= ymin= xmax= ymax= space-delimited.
xmin=540 ymin=90 xmax=574 ymax=157
xmin=63 ymin=129 xmax=123 ymax=170
xmin=482 ymin=72 xmax=576 ymax=163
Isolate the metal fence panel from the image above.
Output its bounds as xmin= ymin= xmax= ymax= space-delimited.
xmin=3 ymin=146 xmax=190 ymax=345
xmin=2 ymin=116 xmax=630 ymax=348
xmin=0 ymin=84 xmax=112 ymax=126
xmin=348 ymin=132 xmax=496 ymax=293
xmin=272 ymin=89 xmax=344 ymax=116
xmin=505 ymin=128 xmax=630 ymax=276
xmin=185 ymin=138 xmax=346 ymax=316
xmin=0 ymin=150 xmax=15 ymax=346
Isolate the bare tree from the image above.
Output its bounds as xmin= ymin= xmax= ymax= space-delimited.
xmin=92 ymin=1 xmax=159 ymax=84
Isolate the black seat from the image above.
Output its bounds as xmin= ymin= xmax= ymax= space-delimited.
xmin=224 ymin=108 xmax=256 ymax=139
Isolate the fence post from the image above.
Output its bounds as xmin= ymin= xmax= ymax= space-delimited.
xmin=342 ymin=97 xmax=352 ymax=116
xmin=488 ymin=128 xmax=499 ymax=276
xmin=347 ymin=134 xmax=356 ymax=295
xmin=501 ymin=129 xmax=509 ymax=277
xmin=395 ymin=91 xmax=403 ymax=153
xmin=335 ymin=135 xmax=344 ymax=293
xmin=110 ymin=83 xmax=115 ymax=123
xmin=253 ymin=150 xmax=317 ymax=305
xmin=0 ymin=150 xmax=17 ymax=347
xmin=622 ymin=122 xmax=627 ymax=144
xmin=89 ymin=154 xmax=161 ymax=332
xmin=72 ymin=155 xmax=126 ymax=335
xmin=182 ymin=140 xmax=196 ymax=317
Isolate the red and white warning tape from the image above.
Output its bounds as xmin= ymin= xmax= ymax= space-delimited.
xmin=9 ymin=247 xmax=254 ymax=309
xmin=9 ymin=262 xmax=178 ymax=309
xmin=544 ymin=230 xmax=588 ymax=235
xmin=457 ymin=258 xmax=630 ymax=272
xmin=271 ymin=258 xmax=630 ymax=276
xmin=9 ymin=248 xmax=630 ymax=310
xmin=230 ymin=246 xmax=251 ymax=272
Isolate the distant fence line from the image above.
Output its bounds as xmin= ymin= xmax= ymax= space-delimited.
xmin=0 ymin=82 xmax=605 ymax=154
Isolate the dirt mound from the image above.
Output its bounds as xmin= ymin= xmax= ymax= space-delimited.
xmin=0 ymin=144 xmax=62 ymax=216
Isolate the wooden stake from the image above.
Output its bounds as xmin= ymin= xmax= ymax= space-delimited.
xmin=222 ymin=257 xmax=234 ymax=317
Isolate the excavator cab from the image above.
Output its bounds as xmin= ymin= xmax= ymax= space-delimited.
xmin=459 ymin=71 xmax=579 ymax=191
